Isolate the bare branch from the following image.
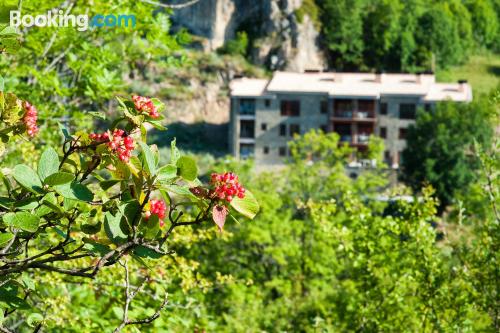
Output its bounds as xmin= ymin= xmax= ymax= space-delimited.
xmin=139 ymin=0 xmax=201 ymax=9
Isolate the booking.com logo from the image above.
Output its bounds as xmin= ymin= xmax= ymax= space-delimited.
xmin=8 ymin=9 xmax=136 ymax=31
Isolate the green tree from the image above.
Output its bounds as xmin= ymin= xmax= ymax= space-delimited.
xmin=0 ymin=92 xmax=259 ymax=331
xmin=401 ymin=99 xmax=495 ymax=211
xmin=466 ymin=0 xmax=499 ymax=48
xmin=317 ymin=0 xmax=367 ymax=70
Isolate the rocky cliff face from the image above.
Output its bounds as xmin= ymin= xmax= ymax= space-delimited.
xmin=171 ymin=0 xmax=326 ymax=71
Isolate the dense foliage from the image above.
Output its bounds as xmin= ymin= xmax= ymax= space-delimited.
xmin=0 ymin=1 xmax=499 ymax=332
xmin=315 ymin=0 xmax=500 ymax=71
xmin=0 ymin=93 xmax=259 ymax=331
xmin=402 ymin=98 xmax=496 ymax=210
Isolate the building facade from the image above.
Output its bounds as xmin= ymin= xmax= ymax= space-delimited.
xmin=229 ymin=71 xmax=472 ymax=168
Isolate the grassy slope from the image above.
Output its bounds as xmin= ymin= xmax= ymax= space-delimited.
xmin=436 ymin=53 xmax=500 ymax=97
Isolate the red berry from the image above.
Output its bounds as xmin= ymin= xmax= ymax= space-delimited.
xmin=210 ymin=172 xmax=246 ymax=203
xmin=23 ymin=102 xmax=39 ymax=137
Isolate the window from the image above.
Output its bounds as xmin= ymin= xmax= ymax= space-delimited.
xmin=335 ymin=124 xmax=352 ymax=142
xmin=384 ymin=151 xmax=391 ymax=163
xmin=279 ymin=147 xmax=287 ymax=156
xmin=380 ymin=102 xmax=388 ymax=115
xmin=240 ymin=120 xmax=255 ymax=138
xmin=358 ymin=100 xmax=375 ymax=112
xmin=263 ymin=146 xmax=269 ymax=154
xmin=261 ymin=123 xmax=267 ymax=131
xmin=289 ymin=124 xmax=300 ymax=136
xmin=264 ymin=99 xmax=271 ymax=107
xmin=280 ymin=100 xmax=300 ymax=116
xmin=240 ymin=144 xmax=254 ymax=158
xmin=239 ymin=99 xmax=255 ymax=115
xmin=279 ymin=124 xmax=287 ymax=136
xmin=380 ymin=127 xmax=387 ymax=139
xmin=424 ymin=104 xmax=432 ymax=111
xmin=320 ymin=124 xmax=328 ymax=133
xmin=320 ymin=100 xmax=328 ymax=114
xmin=399 ymin=128 xmax=407 ymax=139
xmin=399 ymin=103 xmax=416 ymax=119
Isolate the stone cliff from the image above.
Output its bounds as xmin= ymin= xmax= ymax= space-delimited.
xmin=170 ymin=0 xmax=326 ymax=71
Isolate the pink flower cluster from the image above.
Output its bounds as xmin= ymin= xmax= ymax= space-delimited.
xmin=90 ymin=129 xmax=134 ymax=163
xmin=108 ymin=129 xmax=134 ymax=163
xmin=89 ymin=132 xmax=109 ymax=142
xmin=210 ymin=172 xmax=246 ymax=203
xmin=132 ymin=95 xmax=159 ymax=118
xmin=23 ymin=102 xmax=39 ymax=137
xmin=145 ymin=199 xmax=167 ymax=226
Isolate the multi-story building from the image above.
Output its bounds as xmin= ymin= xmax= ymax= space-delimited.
xmin=229 ymin=71 xmax=472 ymax=168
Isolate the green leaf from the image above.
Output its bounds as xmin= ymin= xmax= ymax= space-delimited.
xmin=138 ymin=142 xmax=157 ymax=176
xmin=230 ymin=189 xmax=260 ymax=219
xmin=81 ymin=221 xmax=102 ymax=235
xmin=54 ymin=182 xmax=94 ymax=202
xmin=133 ymin=245 xmax=164 ymax=259
xmin=170 ymin=139 xmax=180 ymax=164
xmin=157 ymin=164 xmax=178 ymax=182
xmin=104 ymin=212 xmax=128 ymax=245
xmin=139 ymin=214 xmax=160 ymax=239
xmin=3 ymin=212 xmax=40 ymax=232
xmin=40 ymin=193 xmax=62 ymax=214
xmin=0 ymin=233 xmax=14 ymax=247
xmin=147 ymin=120 xmax=166 ymax=130
xmin=26 ymin=313 xmax=43 ymax=328
xmin=14 ymin=198 xmax=38 ymax=210
xmin=44 ymin=172 xmax=74 ymax=186
xmin=38 ymin=147 xmax=59 ymax=181
xmin=58 ymin=122 xmax=71 ymax=140
xmin=12 ymin=164 xmax=43 ymax=194
xmin=83 ymin=238 xmax=111 ymax=256
xmin=100 ymin=180 xmax=120 ymax=191
xmin=86 ymin=111 xmax=106 ymax=120
xmin=0 ymin=197 xmax=14 ymax=209
xmin=176 ymin=156 xmax=198 ymax=181
xmin=164 ymin=185 xmax=196 ymax=198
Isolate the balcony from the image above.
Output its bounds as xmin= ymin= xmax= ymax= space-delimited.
xmin=332 ymin=110 xmax=376 ymax=122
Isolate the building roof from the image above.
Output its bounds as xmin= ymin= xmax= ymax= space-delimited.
xmin=229 ymin=78 xmax=268 ymax=97
xmin=230 ymin=71 xmax=472 ymax=102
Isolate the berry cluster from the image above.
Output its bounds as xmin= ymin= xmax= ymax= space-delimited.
xmin=89 ymin=129 xmax=134 ymax=163
xmin=108 ymin=129 xmax=134 ymax=163
xmin=145 ymin=200 xmax=167 ymax=226
xmin=210 ymin=172 xmax=245 ymax=203
xmin=23 ymin=102 xmax=39 ymax=137
xmin=89 ymin=132 xmax=109 ymax=142
xmin=132 ymin=95 xmax=159 ymax=118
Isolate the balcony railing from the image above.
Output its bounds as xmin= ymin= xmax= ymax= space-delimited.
xmin=339 ymin=134 xmax=352 ymax=143
xmin=357 ymin=134 xmax=371 ymax=143
xmin=333 ymin=110 xmax=375 ymax=120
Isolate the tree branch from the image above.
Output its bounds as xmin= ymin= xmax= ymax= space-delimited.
xmin=139 ymin=0 xmax=201 ymax=9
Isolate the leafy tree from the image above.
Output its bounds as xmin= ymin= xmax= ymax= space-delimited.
xmin=317 ymin=0 xmax=367 ymax=70
xmin=466 ymin=0 xmax=499 ymax=48
xmin=401 ymin=100 xmax=495 ymax=211
xmin=178 ymin=130 xmax=498 ymax=332
xmin=0 ymin=92 xmax=259 ymax=331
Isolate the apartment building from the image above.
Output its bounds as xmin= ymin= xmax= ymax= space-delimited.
xmin=229 ymin=71 xmax=472 ymax=168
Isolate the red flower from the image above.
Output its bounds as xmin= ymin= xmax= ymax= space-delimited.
xmin=23 ymin=102 xmax=39 ymax=137
xmin=210 ymin=172 xmax=245 ymax=203
xmin=132 ymin=95 xmax=159 ymax=118
xmin=145 ymin=200 xmax=167 ymax=226
xmin=90 ymin=129 xmax=134 ymax=163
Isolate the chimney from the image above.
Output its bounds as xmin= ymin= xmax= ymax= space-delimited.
xmin=458 ymin=79 xmax=467 ymax=93
xmin=416 ymin=71 xmax=423 ymax=84
xmin=375 ymin=70 xmax=385 ymax=83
